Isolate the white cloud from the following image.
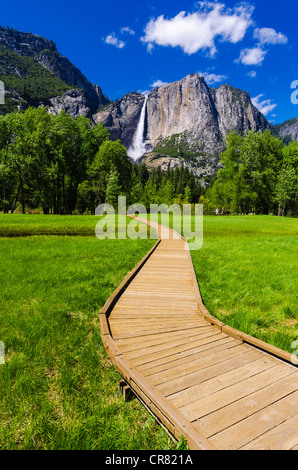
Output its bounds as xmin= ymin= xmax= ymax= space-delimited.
xmin=103 ymin=33 xmax=125 ymax=49
xmin=197 ymin=71 xmax=227 ymax=85
xmin=150 ymin=79 xmax=169 ymax=88
xmin=237 ymin=47 xmax=267 ymax=65
xmin=252 ymin=94 xmax=277 ymax=116
xmin=138 ymin=89 xmax=151 ymax=96
xmin=120 ymin=26 xmax=135 ymax=35
xmin=139 ymin=79 xmax=169 ymax=95
xmin=141 ymin=2 xmax=254 ymax=55
xmin=247 ymin=70 xmax=257 ymax=78
xmin=253 ymin=27 xmax=288 ymax=45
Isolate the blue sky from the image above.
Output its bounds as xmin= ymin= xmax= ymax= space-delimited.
xmin=1 ymin=0 xmax=297 ymax=123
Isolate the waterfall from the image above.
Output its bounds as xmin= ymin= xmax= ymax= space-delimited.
xmin=128 ymin=96 xmax=147 ymax=160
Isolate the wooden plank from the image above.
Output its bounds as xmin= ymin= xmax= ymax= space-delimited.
xmin=127 ymin=283 xmax=195 ymax=290
xmin=195 ymin=375 xmax=298 ymax=447
xmin=123 ymin=284 xmax=195 ymax=291
xmin=131 ymin=273 xmax=193 ymax=279
xmin=110 ymin=319 xmax=199 ymax=329
xmin=179 ymin=362 xmax=295 ymax=422
xmin=109 ymin=314 xmax=197 ymax=322
xmin=110 ymin=323 xmax=202 ymax=340
xmin=123 ymin=326 xmax=216 ymax=360
xmin=110 ymin=323 xmax=201 ymax=338
xmin=109 ymin=316 xmax=200 ymax=323
xmin=157 ymin=348 xmax=263 ymax=397
xmin=240 ymin=413 xmax=298 ymax=450
xmin=140 ymin=338 xmax=238 ymax=377
xmin=209 ymin=388 xmax=298 ymax=450
xmin=121 ymin=291 xmax=196 ymax=300
xmin=110 ymin=308 xmax=198 ymax=316
xmin=109 ymin=314 xmax=200 ymax=321
xmin=129 ymin=333 xmax=228 ymax=367
xmin=117 ymin=326 xmax=210 ymax=352
xmin=115 ymin=299 xmax=198 ymax=309
xmin=137 ymin=337 xmax=235 ymax=374
xmin=148 ymin=343 xmax=248 ymax=387
xmin=168 ymin=356 xmax=279 ymax=409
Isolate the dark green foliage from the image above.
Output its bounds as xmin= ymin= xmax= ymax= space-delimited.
xmin=105 ymin=164 xmax=122 ymax=206
xmin=207 ymin=130 xmax=298 ymax=217
xmin=0 ymin=45 xmax=73 ymax=113
xmin=154 ymin=132 xmax=204 ymax=162
xmin=0 ymin=107 xmax=203 ymax=215
xmin=1 ymin=105 xmax=297 ymax=217
xmin=0 ymin=107 xmax=111 ymax=214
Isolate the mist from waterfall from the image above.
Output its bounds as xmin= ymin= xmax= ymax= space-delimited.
xmin=128 ymin=96 xmax=147 ymax=160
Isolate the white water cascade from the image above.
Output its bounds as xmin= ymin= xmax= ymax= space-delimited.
xmin=128 ymin=96 xmax=147 ymax=160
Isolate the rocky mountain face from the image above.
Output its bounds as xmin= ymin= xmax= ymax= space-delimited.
xmin=274 ymin=118 xmax=298 ymax=143
xmin=0 ymin=26 xmax=109 ymax=116
xmin=94 ymin=73 xmax=272 ymax=177
xmin=1 ymin=28 xmax=296 ymax=178
xmin=47 ymin=89 xmax=91 ymax=118
xmin=93 ymin=92 xmax=146 ymax=149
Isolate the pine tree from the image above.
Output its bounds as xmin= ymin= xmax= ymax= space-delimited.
xmin=129 ymin=169 xmax=145 ymax=205
xmin=106 ymin=164 xmax=122 ymax=208
xmin=144 ymin=178 xmax=157 ymax=208
xmin=184 ymin=186 xmax=192 ymax=204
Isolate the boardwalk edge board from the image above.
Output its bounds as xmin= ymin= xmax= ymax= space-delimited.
xmin=99 ymin=217 xmax=297 ymax=450
xmin=180 ymin=231 xmax=296 ymax=366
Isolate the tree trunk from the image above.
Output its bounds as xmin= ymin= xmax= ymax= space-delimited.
xmin=11 ymin=183 xmax=21 ymax=213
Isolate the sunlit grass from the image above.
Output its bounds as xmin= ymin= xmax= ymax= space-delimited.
xmin=149 ymin=213 xmax=298 ymax=353
xmin=0 ymin=213 xmax=297 ymax=450
xmin=0 ymin=216 xmax=171 ymax=450
xmin=191 ymin=215 xmax=298 ymax=353
xmin=148 ymin=212 xmax=298 ymax=352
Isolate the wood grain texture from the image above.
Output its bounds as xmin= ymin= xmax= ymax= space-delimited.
xmin=100 ymin=216 xmax=298 ymax=450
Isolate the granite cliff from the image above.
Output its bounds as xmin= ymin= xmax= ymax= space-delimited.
xmin=0 ymin=27 xmax=297 ymax=178
xmin=93 ymin=92 xmax=146 ymax=149
xmin=274 ymin=118 xmax=298 ymax=144
xmin=0 ymin=26 xmax=109 ymax=116
xmin=94 ymin=74 xmax=271 ymax=176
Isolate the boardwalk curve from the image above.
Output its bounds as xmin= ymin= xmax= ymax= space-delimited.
xmin=100 ymin=217 xmax=298 ymax=450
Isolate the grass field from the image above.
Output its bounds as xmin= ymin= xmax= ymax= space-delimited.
xmin=191 ymin=215 xmax=298 ymax=354
xmin=0 ymin=213 xmax=297 ymax=450
xmin=0 ymin=215 xmax=171 ymax=450
xmin=148 ymin=212 xmax=298 ymax=353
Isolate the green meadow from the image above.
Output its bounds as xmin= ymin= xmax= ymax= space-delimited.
xmin=149 ymin=212 xmax=298 ymax=352
xmin=0 ymin=213 xmax=297 ymax=450
xmin=191 ymin=215 xmax=298 ymax=353
xmin=0 ymin=215 xmax=170 ymax=450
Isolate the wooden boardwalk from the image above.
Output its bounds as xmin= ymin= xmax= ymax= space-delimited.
xmin=100 ymin=218 xmax=298 ymax=450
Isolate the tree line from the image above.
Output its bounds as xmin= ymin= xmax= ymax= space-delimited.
xmin=0 ymin=107 xmax=203 ymax=215
xmin=206 ymin=130 xmax=298 ymax=217
xmin=0 ymin=107 xmax=297 ymax=217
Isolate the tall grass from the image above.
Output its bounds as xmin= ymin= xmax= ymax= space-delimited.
xmin=0 ymin=213 xmax=297 ymax=449
xmin=191 ymin=216 xmax=298 ymax=353
xmin=0 ymin=215 xmax=171 ymax=450
xmin=148 ymin=212 xmax=297 ymax=352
